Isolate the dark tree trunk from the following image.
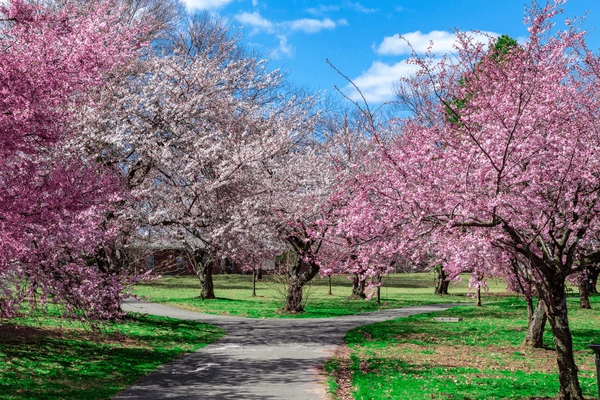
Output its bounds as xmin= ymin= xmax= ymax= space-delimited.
xmin=524 ymin=298 xmax=546 ymax=348
xmin=590 ymin=267 xmax=599 ymax=294
xmin=283 ymin=234 xmax=321 ymax=313
xmin=285 ymin=278 xmax=304 ymax=313
xmin=198 ymin=262 xmax=215 ymax=299
xmin=328 ymin=275 xmax=333 ymax=295
xmin=375 ymin=274 xmax=382 ymax=305
xmin=252 ymin=268 xmax=257 ymax=297
xmin=579 ymin=268 xmax=591 ymax=309
xmin=526 ymin=296 xmax=534 ymax=321
xmin=434 ymin=265 xmax=449 ymax=295
xmin=475 ymin=285 xmax=482 ymax=307
xmin=539 ymin=276 xmax=584 ymax=400
xmin=94 ymin=246 xmax=123 ymax=315
xmin=579 ymin=279 xmax=591 ymax=309
xmin=349 ymin=274 xmax=366 ymax=299
xmin=193 ymin=251 xmax=215 ymax=300
xmin=283 ymin=259 xmax=320 ymax=313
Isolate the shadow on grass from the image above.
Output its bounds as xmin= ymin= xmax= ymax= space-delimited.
xmin=1 ymin=337 xmax=175 ymax=399
xmin=333 ymin=297 xmax=600 ymax=399
xmin=0 ymin=314 xmax=224 ymax=400
xmin=350 ymin=356 xmax=563 ymax=400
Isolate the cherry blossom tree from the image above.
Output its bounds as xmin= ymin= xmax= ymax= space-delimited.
xmin=345 ymin=1 xmax=599 ymax=397
xmin=392 ymin=32 xmax=556 ymax=344
xmin=249 ymin=128 xmax=333 ymax=312
xmin=84 ymin=14 xmax=320 ymax=300
xmin=320 ymin=113 xmax=397 ymax=300
xmin=0 ymin=0 xmax=145 ymax=320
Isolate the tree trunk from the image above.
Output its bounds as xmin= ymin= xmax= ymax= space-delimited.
xmin=579 ymin=268 xmax=591 ymax=309
xmin=193 ymin=251 xmax=215 ymax=300
xmin=285 ymin=278 xmax=304 ymax=313
xmin=475 ymin=285 xmax=482 ymax=307
xmin=328 ymin=275 xmax=332 ymax=295
xmin=283 ymin=235 xmax=321 ymax=313
xmin=524 ymin=298 xmax=546 ymax=348
xmin=539 ymin=278 xmax=584 ymax=400
xmin=590 ymin=267 xmax=599 ymax=294
xmin=349 ymin=273 xmax=366 ymax=299
xmin=579 ymin=279 xmax=591 ymax=309
xmin=94 ymin=246 xmax=123 ymax=315
xmin=252 ymin=267 xmax=257 ymax=297
xmin=526 ymin=296 xmax=534 ymax=321
xmin=376 ymin=274 xmax=382 ymax=305
xmin=434 ymin=265 xmax=449 ymax=295
xmin=283 ymin=258 xmax=320 ymax=313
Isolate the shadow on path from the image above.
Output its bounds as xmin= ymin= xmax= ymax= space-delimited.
xmin=115 ymin=301 xmax=460 ymax=400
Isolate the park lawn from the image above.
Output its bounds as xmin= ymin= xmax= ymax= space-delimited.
xmin=134 ymin=273 xmax=511 ymax=318
xmin=0 ymin=311 xmax=224 ymax=400
xmin=326 ymin=296 xmax=600 ymax=399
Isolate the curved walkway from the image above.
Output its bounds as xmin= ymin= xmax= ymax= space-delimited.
xmin=116 ymin=300 xmax=459 ymax=400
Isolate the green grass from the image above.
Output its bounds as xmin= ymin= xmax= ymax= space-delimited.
xmin=0 ymin=311 xmax=224 ymax=400
xmin=134 ymin=273 xmax=511 ymax=318
xmin=326 ymin=296 xmax=600 ymax=399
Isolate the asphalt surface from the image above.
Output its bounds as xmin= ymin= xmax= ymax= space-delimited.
xmin=115 ymin=300 xmax=459 ymax=400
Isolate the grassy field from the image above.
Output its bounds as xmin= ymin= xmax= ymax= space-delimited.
xmin=2 ymin=273 xmax=593 ymax=399
xmin=325 ymin=296 xmax=600 ymax=400
xmin=134 ymin=272 xmax=512 ymax=318
xmin=0 ymin=311 xmax=224 ymax=400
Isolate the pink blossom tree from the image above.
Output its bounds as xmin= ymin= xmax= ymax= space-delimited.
xmin=344 ymin=1 xmax=599 ymax=397
xmin=393 ymin=32 xmax=555 ymax=343
xmin=317 ymin=112 xmax=399 ymax=301
xmin=0 ymin=0 xmax=145 ymax=320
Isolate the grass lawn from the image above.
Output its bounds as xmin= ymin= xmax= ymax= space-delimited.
xmin=0 ymin=311 xmax=224 ymax=400
xmin=134 ymin=272 xmax=510 ymax=318
xmin=325 ymin=295 xmax=600 ymax=399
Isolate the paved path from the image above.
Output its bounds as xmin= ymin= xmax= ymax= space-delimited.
xmin=115 ymin=301 xmax=459 ymax=400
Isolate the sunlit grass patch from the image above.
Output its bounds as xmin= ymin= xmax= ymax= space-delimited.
xmin=327 ymin=297 xmax=599 ymax=399
xmin=0 ymin=312 xmax=224 ymax=400
xmin=134 ymin=273 xmax=510 ymax=318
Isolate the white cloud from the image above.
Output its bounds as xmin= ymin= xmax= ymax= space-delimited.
xmin=346 ymin=1 xmax=378 ymax=13
xmin=306 ymin=5 xmax=340 ymax=15
xmin=183 ymin=0 xmax=234 ymax=10
xmin=288 ymin=18 xmax=336 ymax=34
xmin=345 ymin=60 xmax=421 ymax=104
xmin=271 ymin=35 xmax=295 ymax=59
xmin=375 ymin=30 xmax=498 ymax=56
xmin=236 ymin=11 xmax=275 ymax=34
xmin=252 ymin=0 xmax=259 ymax=6
xmin=236 ymin=12 xmax=347 ymax=36
xmin=234 ymin=11 xmax=348 ymax=59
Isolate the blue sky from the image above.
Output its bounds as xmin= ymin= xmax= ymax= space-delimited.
xmin=182 ymin=0 xmax=600 ymax=106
